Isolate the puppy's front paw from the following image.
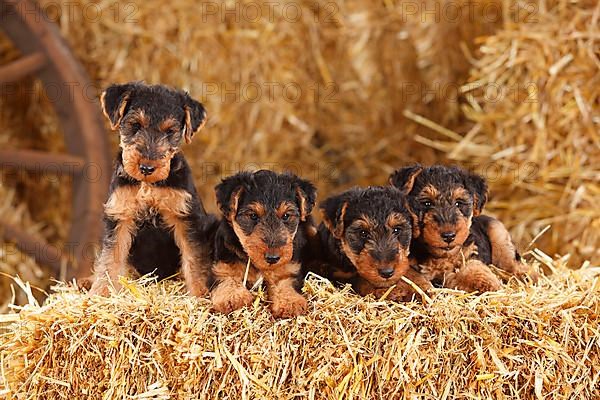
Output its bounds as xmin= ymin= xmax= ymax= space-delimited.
xmin=511 ymin=260 xmax=540 ymax=284
xmin=270 ymin=293 xmax=307 ymax=319
xmin=77 ymin=276 xmax=94 ymax=291
xmin=372 ymin=285 xmax=411 ymax=302
xmin=399 ymin=269 xmax=434 ymax=301
xmin=88 ymin=280 xmax=110 ymax=297
xmin=188 ymin=283 xmax=209 ymax=298
xmin=447 ymin=260 xmax=502 ymax=292
xmin=211 ymin=286 xmax=254 ymax=314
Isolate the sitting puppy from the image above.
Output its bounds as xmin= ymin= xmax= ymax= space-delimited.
xmin=389 ymin=164 xmax=535 ymax=292
xmin=89 ymin=82 xmax=217 ymax=297
xmin=317 ymin=186 xmax=432 ymax=301
xmin=210 ymin=170 xmax=317 ymax=318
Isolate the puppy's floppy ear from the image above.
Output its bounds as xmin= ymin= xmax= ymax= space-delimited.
xmin=399 ymin=193 xmax=421 ymax=239
xmin=183 ymin=94 xmax=207 ymax=144
xmin=293 ymin=177 xmax=317 ymax=221
xmin=100 ymin=83 xmax=136 ymax=130
xmin=215 ymin=172 xmax=251 ymax=220
xmin=463 ymin=170 xmax=488 ymax=216
xmin=320 ymin=194 xmax=348 ymax=239
xmin=389 ymin=164 xmax=423 ymax=194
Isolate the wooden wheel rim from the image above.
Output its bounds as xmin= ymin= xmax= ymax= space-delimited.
xmin=0 ymin=0 xmax=110 ymax=279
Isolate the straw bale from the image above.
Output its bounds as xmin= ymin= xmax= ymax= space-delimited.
xmin=0 ymin=253 xmax=598 ymax=399
xmin=408 ymin=0 xmax=600 ymax=264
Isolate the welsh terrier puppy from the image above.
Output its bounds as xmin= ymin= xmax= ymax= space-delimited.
xmin=316 ymin=186 xmax=432 ymax=301
xmin=210 ymin=170 xmax=317 ymax=319
xmin=89 ymin=82 xmax=216 ymax=297
xmin=389 ymin=164 xmax=537 ymax=292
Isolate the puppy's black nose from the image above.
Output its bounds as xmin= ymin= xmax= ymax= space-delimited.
xmin=265 ymin=254 xmax=280 ymax=265
xmin=441 ymin=231 xmax=456 ymax=243
xmin=378 ymin=267 xmax=394 ymax=279
xmin=139 ymin=164 xmax=155 ymax=175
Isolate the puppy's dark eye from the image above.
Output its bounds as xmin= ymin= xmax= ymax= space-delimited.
xmin=455 ymin=201 xmax=462 ymax=207
xmin=422 ymin=200 xmax=433 ymax=208
xmin=131 ymin=123 xmax=142 ymax=133
xmin=392 ymin=227 xmax=402 ymax=235
xmin=359 ymin=230 xmax=369 ymax=239
xmin=281 ymin=213 xmax=290 ymax=221
xmin=248 ymin=212 xmax=259 ymax=221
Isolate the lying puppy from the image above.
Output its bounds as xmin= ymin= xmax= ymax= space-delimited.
xmin=90 ymin=82 xmax=217 ymax=297
xmin=317 ymin=186 xmax=432 ymax=301
xmin=389 ymin=164 xmax=536 ymax=292
xmin=210 ymin=170 xmax=317 ymax=318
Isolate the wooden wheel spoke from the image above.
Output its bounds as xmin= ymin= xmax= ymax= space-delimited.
xmin=0 ymin=52 xmax=46 ymax=84
xmin=0 ymin=149 xmax=85 ymax=174
xmin=0 ymin=221 xmax=68 ymax=278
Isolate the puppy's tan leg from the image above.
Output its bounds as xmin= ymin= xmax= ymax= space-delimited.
xmin=445 ymin=259 xmax=502 ymax=293
xmin=211 ymin=261 xmax=254 ymax=314
xmin=90 ymin=186 xmax=139 ymax=296
xmin=263 ymin=263 xmax=307 ymax=318
xmin=154 ymin=187 xmax=212 ymax=297
xmin=89 ymin=220 xmax=136 ymax=296
xmin=487 ymin=218 xmax=539 ymax=282
xmin=163 ymin=214 xmax=211 ymax=297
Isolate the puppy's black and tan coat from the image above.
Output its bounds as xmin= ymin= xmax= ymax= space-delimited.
xmin=90 ymin=82 xmax=216 ymax=297
xmin=317 ymin=186 xmax=431 ymax=301
xmin=390 ymin=164 xmax=536 ymax=292
xmin=211 ymin=170 xmax=317 ymax=318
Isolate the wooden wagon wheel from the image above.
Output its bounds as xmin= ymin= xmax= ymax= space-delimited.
xmin=0 ymin=0 xmax=110 ymax=279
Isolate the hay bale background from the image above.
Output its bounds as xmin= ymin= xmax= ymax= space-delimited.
xmin=1 ymin=256 xmax=598 ymax=399
xmin=36 ymin=0 xmax=453 ymax=186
